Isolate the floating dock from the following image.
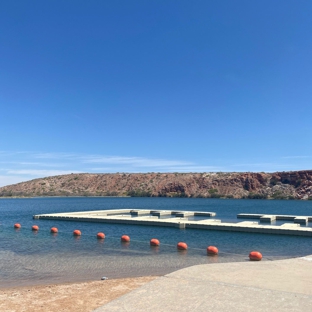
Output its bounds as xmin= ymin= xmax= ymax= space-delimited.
xmin=237 ymin=213 xmax=312 ymax=225
xmin=33 ymin=209 xmax=312 ymax=236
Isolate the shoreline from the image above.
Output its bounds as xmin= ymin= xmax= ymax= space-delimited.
xmin=0 ymin=276 xmax=157 ymax=312
xmin=0 ymin=270 xmax=163 ymax=290
xmin=2 ymin=255 xmax=311 ymax=312
xmin=0 ymin=254 xmax=299 ymax=290
xmin=0 ymin=195 xmax=309 ymax=200
xmin=2 ymin=254 xmax=310 ymax=311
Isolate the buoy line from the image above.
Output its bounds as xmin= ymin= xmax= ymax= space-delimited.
xmin=15 ymin=224 xmax=302 ymax=260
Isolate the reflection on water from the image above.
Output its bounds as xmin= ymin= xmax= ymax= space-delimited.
xmin=1 ymin=197 xmax=312 ymax=288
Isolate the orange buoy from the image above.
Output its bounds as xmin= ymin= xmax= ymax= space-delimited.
xmin=121 ymin=235 xmax=130 ymax=242
xmin=177 ymin=242 xmax=188 ymax=250
xmin=73 ymin=229 xmax=81 ymax=236
xmin=150 ymin=238 xmax=160 ymax=246
xmin=14 ymin=223 xmax=21 ymax=229
xmin=207 ymin=246 xmax=218 ymax=255
xmin=97 ymin=232 xmax=105 ymax=239
xmin=50 ymin=227 xmax=58 ymax=233
xmin=249 ymin=251 xmax=262 ymax=261
xmin=32 ymin=225 xmax=39 ymax=231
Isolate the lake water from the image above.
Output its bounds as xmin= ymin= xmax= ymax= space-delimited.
xmin=1 ymin=197 xmax=312 ymax=288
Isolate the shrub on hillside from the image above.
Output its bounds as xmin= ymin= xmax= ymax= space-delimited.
xmin=247 ymin=193 xmax=268 ymax=199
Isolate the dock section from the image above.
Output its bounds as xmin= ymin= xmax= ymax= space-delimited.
xmin=33 ymin=209 xmax=312 ymax=236
xmin=238 ymin=213 xmax=312 ymax=224
xmin=260 ymin=215 xmax=276 ymax=223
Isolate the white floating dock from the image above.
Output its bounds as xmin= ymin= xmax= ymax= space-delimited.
xmin=238 ymin=213 xmax=312 ymax=222
xmin=260 ymin=215 xmax=276 ymax=223
xmin=33 ymin=209 xmax=312 ymax=236
xmin=294 ymin=217 xmax=308 ymax=224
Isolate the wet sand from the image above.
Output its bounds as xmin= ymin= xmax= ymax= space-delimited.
xmin=0 ymin=276 xmax=157 ymax=312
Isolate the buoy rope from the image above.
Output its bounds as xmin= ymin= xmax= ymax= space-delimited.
xmin=8 ymin=226 xmax=307 ymax=259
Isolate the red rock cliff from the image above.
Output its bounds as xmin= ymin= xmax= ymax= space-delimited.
xmin=1 ymin=170 xmax=312 ymax=199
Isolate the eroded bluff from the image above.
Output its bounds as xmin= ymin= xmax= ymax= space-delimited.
xmin=1 ymin=170 xmax=312 ymax=199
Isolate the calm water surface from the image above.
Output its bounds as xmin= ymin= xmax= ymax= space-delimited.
xmin=1 ymin=197 xmax=312 ymax=288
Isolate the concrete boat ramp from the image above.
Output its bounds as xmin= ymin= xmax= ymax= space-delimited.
xmin=33 ymin=209 xmax=312 ymax=236
xmin=94 ymin=255 xmax=312 ymax=312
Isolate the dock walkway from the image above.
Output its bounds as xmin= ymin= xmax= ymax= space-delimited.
xmin=33 ymin=209 xmax=312 ymax=236
xmin=238 ymin=213 xmax=312 ymax=224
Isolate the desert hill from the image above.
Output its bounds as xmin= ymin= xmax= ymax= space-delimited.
xmin=1 ymin=170 xmax=312 ymax=200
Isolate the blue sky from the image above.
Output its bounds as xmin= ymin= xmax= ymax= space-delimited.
xmin=1 ymin=0 xmax=312 ymax=186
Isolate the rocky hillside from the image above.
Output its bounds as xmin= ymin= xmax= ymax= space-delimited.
xmin=1 ymin=170 xmax=312 ymax=199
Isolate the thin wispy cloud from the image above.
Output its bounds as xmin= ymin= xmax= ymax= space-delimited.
xmin=230 ymin=160 xmax=311 ymax=172
xmin=0 ymin=151 xmax=212 ymax=186
xmin=0 ymin=175 xmax=30 ymax=186
xmin=82 ymin=155 xmax=192 ymax=167
xmin=232 ymin=162 xmax=277 ymax=168
xmin=89 ymin=166 xmax=221 ymax=172
xmin=4 ymin=152 xmax=194 ymax=167
xmin=7 ymin=170 xmax=81 ymax=176
xmin=32 ymin=152 xmax=79 ymax=159
xmin=0 ymin=161 xmax=66 ymax=167
xmin=164 ymin=166 xmax=222 ymax=172
xmin=0 ymin=151 xmax=31 ymax=157
xmin=20 ymin=152 xmax=191 ymax=169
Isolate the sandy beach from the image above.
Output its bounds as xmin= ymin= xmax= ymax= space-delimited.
xmin=0 ymin=276 xmax=157 ymax=312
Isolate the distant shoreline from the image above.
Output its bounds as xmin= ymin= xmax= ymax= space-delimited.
xmin=0 ymin=195 xmax=310 ymax=200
